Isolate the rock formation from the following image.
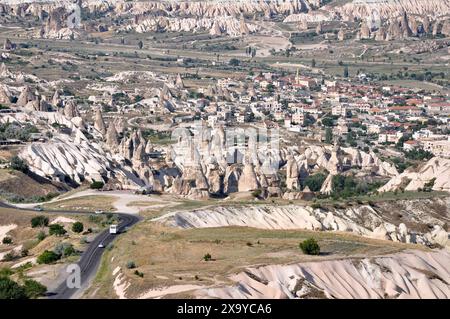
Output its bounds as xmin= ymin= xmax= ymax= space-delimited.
xmin=315 ymin=22 xmax=323 ymax=34
xmin=337 ymin=27 xmax=345 ymax=41
xmin=379 ymin=157 xmax=450 ymax=193
xmin=17 ymin=86 xmax=35 ymax=107
xmin=94 ymin=108 xmax=106 ymax=135
xmin=0 ymin=84 xmax=11 ymax=104
xmin=106 ymin=122 xmax=119 ymax=151
xmin=359 ymin=22 xmax=371 ymax=39
xmin=197 ymin=250 xmax=450 ymax=299
xmin=238 ymin=160 xmax=259 ymax=192
xmin=3 ymin=38 xmax=16 ymax=51
xmin=375 ymin=26 xmax=386 ymax=41
xmin=285 ymin=154 xmax=299 ymax=190
xmin=63 ymin=100 xmax=80 ymax=118
xmin=175 ymin=73 xmax=184 ymax=89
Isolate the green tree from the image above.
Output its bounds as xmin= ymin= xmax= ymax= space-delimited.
xmin=311 ymin=58 xmax=316 ymax=67
xmin=346 ymin=131 xmax=357 ymax=147
xmin=137 ymin=40 xmax=143 ymax=50
xmin=325 ymin=128 xmax=333 ymax=144
xmin=72 ymin=222 xmax=84 ymax=233
xmin=37 ymin=250 xmax=60 ymax=264
xmin=90 ymin=180 xmax=104 ymax=189
xmin=299 ymin=238 xmax=320 ymax=255
xmin=23 ymin=279 xmax=47 ymax=299
xmin=54 ymin=242 xmax=76 ymax=258
xmin=10 ymin=156 xmax=28 ymax=173
xmin=49 ymin=224 xmax=66 ymax=236
xmin=321 ymin=117 xmax=335 ymax=127
xmin=304 ymin=173 xmax=327 ymax=192
xmin=31 ymin=216 xmax=49 ymax=228
xmin=2 ymin=236 xmax=12 ymax=245
xmin=229 ymin=58 xmax=240 ymax=66
xmin=0 ymin=277 xmax=27 ymax=299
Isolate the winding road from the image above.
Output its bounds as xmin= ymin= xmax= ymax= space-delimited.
xmin=0 ymin=201 xmax=141 ymax=299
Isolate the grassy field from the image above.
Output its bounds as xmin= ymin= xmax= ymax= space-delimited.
xmin=86 ymin=221 xmax=421 ymax=299
xmin=43 ymin=195 xmax=117 ymax=212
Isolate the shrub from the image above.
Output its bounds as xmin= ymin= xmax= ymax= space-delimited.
xmin=203 ymin=253 xmax=212 ymax=261
xmin=229 ymin=58 xmax=240 ymax=66
xmin=2 ymin=252 xmax=17 ymax=262
xmin=54 ymin=243 xmax=76 ymax=258
xmin=72 ymin=222 xmax=84 ymax=233
xmin=2 ymin=236 xmax=12 ymax=245
xmin=0 ymin=277 xmax=27 ymax=299
xmin=37 ymin=250 xmax=60 ymax=264
xmin=88 ymin=214 xmax=102 ymax=223
xmin=90 ymin=181 xmax=104 ymax=189
xmin=10 ymin=156 xmax=28 ymax=173
xmin=251 ymin=189 xmax=262 ymax=198
xmin=37 ymin=231 xmax=46 ymax=241
xmin=21 ymin=249 xmax=29 ymax=257
xmin=299 ymin=238 xmax=320 ymax=255
xmin=134 ymin=270 xmax=144 ymax=278
xmin=0 ymin=268 xmax=14 ymax=278
xmin=126 ymin=261 xmax=136 ymax=269
xmin=49 ymin=224 xmax=66 ymax=236
xmin=23 ymin=279 xmax=47 ymax=299
xmin=31 ymin=216 xmax=49 ymax=228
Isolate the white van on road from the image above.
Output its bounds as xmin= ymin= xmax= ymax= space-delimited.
xmin=109 ymin=224 xmax=118 ymax=234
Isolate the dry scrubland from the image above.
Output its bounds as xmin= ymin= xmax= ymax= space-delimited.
xmin=0 ymin=206 xmax=111 ymax=288
xmin=87 ymin=221 xmax=421 ymax=299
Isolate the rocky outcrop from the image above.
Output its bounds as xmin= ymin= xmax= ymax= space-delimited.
xmin=3 ymin=38 xmax=16 ymax=51
xmin=0 ymin=84 xmax=11 ymax=104
xmin=359 ymin=22 xmax=370 ymax=40
xmin=285 ymin=154 xmax=299 ymax=190
xmin=175 ymin=73 xmax=184 ymax=89
xmin=315 ymin=22 xmax=323 ymax=34
xmin=197 ymin=250 xmax=450 ymax=299
xmin=63 ymin=100 xmax=81 ymax=118
xmin=337 ymin=27 xmax=345 ymax=41
xmin=130 ymin=16 xmax=259 ymax=37
xmin=379 ymin=157 xmax=450 ymax=193
xmin=210 ymin=20 xmax=222 ymax=36
xmin=17 ymin=86 xmax=35 ymax=107
xmin=375 ymin=26 xmax=386 ymax=41
xmin=94 ymin=108 xmax=106 ymax=135
xmin=238 ymin=161 xmax=259 ymax=192
xmin=156 ymin=200 xmax=450 ymax=247
xmin=52 ymin=90 xmax=62 ymax=107
xmin=0 ymin=63 xmax=13 ymax=78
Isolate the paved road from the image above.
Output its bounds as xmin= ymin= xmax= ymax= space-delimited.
xmin=0 ymin=201 xmax=141 ymax=299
